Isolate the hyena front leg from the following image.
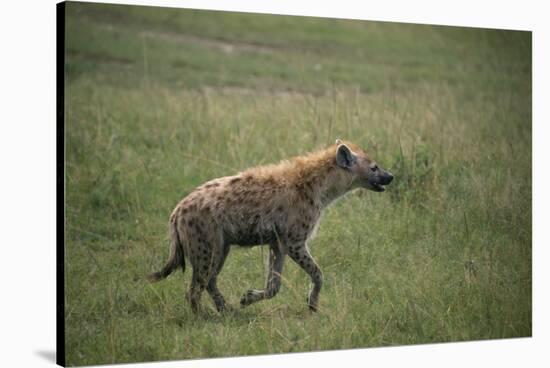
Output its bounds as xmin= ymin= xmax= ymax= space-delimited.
xmin=240 ymin=242 xmax=285 ymax=307
xmin=287 ymin=243 xmax=323 ymax=312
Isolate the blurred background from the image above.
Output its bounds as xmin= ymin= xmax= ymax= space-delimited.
xmin=64 ymin=2 xmax=531 ymax=366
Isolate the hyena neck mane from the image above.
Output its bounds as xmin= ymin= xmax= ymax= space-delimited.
xmin=256 ymin=145 xmax=356 ymax=208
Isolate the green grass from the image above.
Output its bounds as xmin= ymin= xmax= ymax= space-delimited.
xmin=64 ymin=2 xmax=532 ymax=366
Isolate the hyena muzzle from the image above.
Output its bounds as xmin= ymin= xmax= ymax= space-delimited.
xmin=148 ymin=139 xmax=393 ymax=313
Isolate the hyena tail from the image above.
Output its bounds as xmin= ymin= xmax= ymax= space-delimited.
xmin=147 ymin=216 xmax=185 ymax=283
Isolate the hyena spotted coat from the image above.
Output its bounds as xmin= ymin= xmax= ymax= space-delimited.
xmin=148 ymin=139 xmax=393 ymax=312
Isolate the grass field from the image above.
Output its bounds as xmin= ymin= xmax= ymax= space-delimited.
xmin=63 ymin=2 xmax=532 ymax=366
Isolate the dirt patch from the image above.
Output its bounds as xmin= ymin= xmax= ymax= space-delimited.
xmin=141 ymin=29 xmax=275 ymax=55
xmin=97 ymin=22 xmax=276 ymax=55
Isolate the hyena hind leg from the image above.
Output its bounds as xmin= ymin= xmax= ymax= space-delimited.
xmin=206 ymin=244 xmax=231 ymax=312
xmin=187 ymin=269 xmax=206 ymax=313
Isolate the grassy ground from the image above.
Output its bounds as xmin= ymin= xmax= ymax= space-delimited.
xmin=64 ymin=2 xmax=532 ymax=366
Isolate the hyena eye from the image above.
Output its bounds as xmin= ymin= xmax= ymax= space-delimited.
xmin=370 ymin=165 xmax=378 ymax=172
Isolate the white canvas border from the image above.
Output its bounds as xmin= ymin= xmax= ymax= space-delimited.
xmin=0 ymin=1 xmax=546 ymax=367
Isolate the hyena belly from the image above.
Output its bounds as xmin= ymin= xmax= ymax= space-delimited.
xmin=212 ymin=190 xmax=287 ymax=246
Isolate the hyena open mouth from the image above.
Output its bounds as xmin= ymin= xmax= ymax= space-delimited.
xmin=370 ymin=182 xmax=387 ymax=192
xmin=366 ymin=173 xmax=393 ymax=192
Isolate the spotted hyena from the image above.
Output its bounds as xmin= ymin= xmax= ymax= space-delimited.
xmin=148 ymin=139 xmax=393 ymax=313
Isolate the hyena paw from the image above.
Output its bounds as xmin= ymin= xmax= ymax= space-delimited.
xmin=307 ymin=297 xmax=318 ymax=312
xmin=240 ymin=289 xmax=261 ymax=307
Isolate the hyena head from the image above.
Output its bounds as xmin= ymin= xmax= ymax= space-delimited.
xmin=335 ymin=138 xmax=394 ymax=192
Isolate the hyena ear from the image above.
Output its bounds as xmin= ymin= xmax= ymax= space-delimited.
xmin=336 ymin=143 xmax=356 ymax=168
xmin=335 ymin=138 xmax=343 ymax=145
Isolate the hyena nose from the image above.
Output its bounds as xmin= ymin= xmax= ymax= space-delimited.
xmin=386 ymin=172 xmax=394 ymax=183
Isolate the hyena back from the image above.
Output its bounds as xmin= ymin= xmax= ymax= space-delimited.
xmin=148 ymin=139 xmax=393 ymax=313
